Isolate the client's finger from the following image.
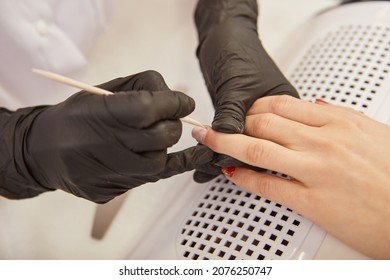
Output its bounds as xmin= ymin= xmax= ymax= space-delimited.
xmin=247 ymin=95 xmax=331 ymax=127
xmin=225 ymin=167 xmax=309 ymax=215
xmin=245 ymin=113 xmax=313 ymax=149
xmin=315 ymin=99 xmax=369 ymax=119
xmin=197 ymin=127 xmax=307 ymax=178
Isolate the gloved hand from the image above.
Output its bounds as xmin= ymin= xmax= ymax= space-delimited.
xmin=193 ymin=0 xmax=299 ymax=182
xmin=0 ymin=70 xmax=214 ymax=203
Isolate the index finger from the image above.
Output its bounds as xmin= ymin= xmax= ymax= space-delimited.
xmin=200 ymin=127 xmax=308 ymax=178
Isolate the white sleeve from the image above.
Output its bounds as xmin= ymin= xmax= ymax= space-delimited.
xmin=0 ymin=0 xmax=116 ymax=108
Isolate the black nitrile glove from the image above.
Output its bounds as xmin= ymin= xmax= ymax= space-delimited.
xmin=193 ymin=0 xmax=300 ymax=183
xmin=0 ymin=70 xmax=214 ymax=203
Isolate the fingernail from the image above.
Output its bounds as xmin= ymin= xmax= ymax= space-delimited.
xmin=221 ymin=166 xmax=236 ymax=178
xmin=315 ymin=98 xmax=329 ymax=105
xmin=191 ymin=126 xmax=208 ymax=144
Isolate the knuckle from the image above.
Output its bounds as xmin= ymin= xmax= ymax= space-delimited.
xmin=203 ymin=131 xmax=218 ymax=150
xmin=254 ymin=177 xmax=274 ymax=198
xmin=252 ymin=175 xmax=295 ymax=205
xmin=269 ymin=95 xmax=294 ymax=113
xmin=245 ymin=142 xmax=269 ymax=165
xmin=248 ymin=113 xmax=274 ymax=136
xmin=141 ymin=70 xmax=165 ymax=85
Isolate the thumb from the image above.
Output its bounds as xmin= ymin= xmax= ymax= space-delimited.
xmin=212 ymin=100 xmax=246 ymax=133
xmin=159 ymin=145 xmax=215 ymax=179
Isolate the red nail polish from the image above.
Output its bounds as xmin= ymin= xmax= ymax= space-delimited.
xmin=315 ymin=98 xmax=329 ymax=105
xmin=221 ymin=166 xmax=236 ymax=177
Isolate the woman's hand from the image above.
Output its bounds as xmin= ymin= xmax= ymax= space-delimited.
xmin=192 ymin=95 xmax=390 ymax=259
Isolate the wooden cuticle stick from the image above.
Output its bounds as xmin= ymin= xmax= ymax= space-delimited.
xmin=32 ymin=68 xmax=204 ymax=128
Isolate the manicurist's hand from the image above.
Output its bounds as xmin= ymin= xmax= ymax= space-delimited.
xmin=0 ymin=70 xmax=213 ymax=203
xmin=192 ymin=95 xmax=390 ymax=259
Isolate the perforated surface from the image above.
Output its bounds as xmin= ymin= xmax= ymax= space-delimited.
xmin=177 ymin=178 xmax=320 ymax=260
xmin=291 ymin=25 xmax=390 ymax=112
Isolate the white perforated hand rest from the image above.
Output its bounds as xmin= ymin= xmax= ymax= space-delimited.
xmin=177 ymin=177 xmax=324 ymax=260
xmin=291 ymin=24 xmax=390 ymax=115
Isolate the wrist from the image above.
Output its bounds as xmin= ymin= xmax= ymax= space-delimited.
xmin=0 ymin=106 xmax=53 ymax=199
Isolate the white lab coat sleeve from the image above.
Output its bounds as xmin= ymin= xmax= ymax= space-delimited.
xmin=0 ymin=0 xmax=116 ymax=109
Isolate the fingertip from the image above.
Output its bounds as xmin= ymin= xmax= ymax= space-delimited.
xmin=191 ymin=125 xmax=210 ymax=144
xmin=172 ymin=90 xmax=196 ymax=116
xmin=193 ymin=171 xmax=217 ymax=184
xmin=212 ymin=118 xmax=244 ymax=133
xmin=221 ymin=166 xmax=236 ymax=178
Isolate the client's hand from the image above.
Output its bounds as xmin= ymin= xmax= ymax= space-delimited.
xmin=192 ymin=95 xmax=390 ymax=259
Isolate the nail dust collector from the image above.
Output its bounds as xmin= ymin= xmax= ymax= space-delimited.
xmin=126 ymin=2 xmax=390 ymax=260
